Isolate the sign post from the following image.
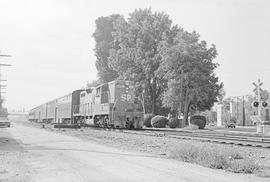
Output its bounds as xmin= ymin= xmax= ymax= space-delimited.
xmin=252 ymin=79 xmax=270 ymax=134
xmin=252 ymin=79 xmax=263 ymax=121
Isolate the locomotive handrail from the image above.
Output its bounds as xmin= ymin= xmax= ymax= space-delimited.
xmin=111 ymin=98 xmax=119 ymax=123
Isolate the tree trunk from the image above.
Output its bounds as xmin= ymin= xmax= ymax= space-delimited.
xmin=141 ymin=93 xmax=146 ymax=114
xmin=178 ymin=75 xmax=183 ymax=127
xmin=183 ymin=88 xmax=190 ymax=126
xmin=151 ymin=81 xmax=157 ymax=114
xmin=183 ymin=102 xmax=190 ymax=126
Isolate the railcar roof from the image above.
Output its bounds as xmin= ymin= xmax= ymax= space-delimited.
xmin=29 ymin=89 xmax=83 ymax=111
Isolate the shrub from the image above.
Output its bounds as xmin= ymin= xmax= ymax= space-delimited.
xmin=168 ymin=118 xmax=180 ymax=128
xmin=230 ymin=116 xmax=237 ymax=123
xmin=144 ymin=113 xmax=155 ymax=127
xmin=151 ymin=115 xmax=168 ymax=128
xmin=190 ymin=115 xmax=206 ymax=129
xmin=170 ymin=144 xmax=255 ymax=173
xmin=257 ymin=169 xmax=270 ymax=178
xmin=227 ymin=159 xmax=259 ymax=174
xmin=198 ymin=148 xmax=230 ymax=169
xmin=170 ymin=144 xmax=199 ymax=162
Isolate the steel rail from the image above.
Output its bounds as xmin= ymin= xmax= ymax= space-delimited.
xmin=122 ymin=129 xmax=270 ymax=148
xmin=46 ymin=122 xmax=270 ymax=148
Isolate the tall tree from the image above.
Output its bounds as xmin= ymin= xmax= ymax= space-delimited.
xmin=109 ymin=8 xmax=172 ymax=114
xmin=93 ymin=14 xmax=121 ymax=82
xmin=159 ymin=29 xmax=222 ymax=124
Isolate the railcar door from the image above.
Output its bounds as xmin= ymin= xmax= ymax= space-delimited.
xmin=38 ymin=111 xmax=41 ymax=122
xmin=54 ymin=107 xmax=58 ymax=124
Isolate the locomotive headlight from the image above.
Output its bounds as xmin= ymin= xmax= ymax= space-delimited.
xmin=125 ymin=85 xmax=129 ymax=93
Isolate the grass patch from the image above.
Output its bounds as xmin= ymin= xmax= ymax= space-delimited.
xmin=257 ymin=169 xmax=270 ymax=178
xmin=170 ymin=143 xmax=259 ymax=174
xmin=184 ymin=124 xmax=199 ymax=130
xmin=227 ymin=159 xmax=259 ymax=173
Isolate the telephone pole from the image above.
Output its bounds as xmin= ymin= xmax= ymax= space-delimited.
xmin=0 ymin=53 xmax=12 ymax=116
xmin=232 ymin=95 xmax=246 ymax=126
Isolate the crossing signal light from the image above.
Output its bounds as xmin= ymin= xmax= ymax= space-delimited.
xmin=262 ymin=102 xmax=268 ymax=108
xmin=253 ymin=101 xmax=259 ymax=107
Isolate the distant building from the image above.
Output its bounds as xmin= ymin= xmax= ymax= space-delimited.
xmin=212 ymin=102 xmax=230 ymax=126
xmin=227 ymin=95 xmax=269 ymax=125
xmin=211 ymin=94 xmax=269 ymax=126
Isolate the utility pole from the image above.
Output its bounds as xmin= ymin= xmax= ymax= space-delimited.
xmin=242 ymin=96 xmax=245 ymax=126
xmin=0 ymin=53 xmax=12 ymax=116
xmin=232 ymin=95 xmax=246 ymax=126
xmin=236 ymin=97 xmax=239 ymax=121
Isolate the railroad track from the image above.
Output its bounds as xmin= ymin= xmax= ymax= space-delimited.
xmin=121 ymin=128 xmax=270 ymax=148
xmin=38 ymin=122 xmax=270 ymax=148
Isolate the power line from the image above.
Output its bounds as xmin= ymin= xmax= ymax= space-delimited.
xmin=0 ymin=53 xmax=11 ymax=116
xmin=0 ymin=54 xmax=11 ymax=57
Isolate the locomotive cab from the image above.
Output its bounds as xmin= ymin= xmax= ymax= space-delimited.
xmin=77 ymin=80 xmax=143 ymax=129
xmin=110 ymin=80 xmax=144 ymax=129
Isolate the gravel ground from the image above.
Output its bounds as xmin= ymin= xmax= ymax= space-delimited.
xmin=20 ymin=121 xmax=270 ymax=176
xmin=67 ymin=129 xmax=270 ymax=166
xmin=0 ymin=126 xmax=33 ymax=182
xmin=0 ymin=148 xmax=31 ymax=182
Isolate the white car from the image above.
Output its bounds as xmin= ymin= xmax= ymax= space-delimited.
xmin=0 ymin=118 xmax=11 ymax=127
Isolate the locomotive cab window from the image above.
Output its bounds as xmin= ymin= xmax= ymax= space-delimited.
xmin=101 ymin=84 xmax=109 ymax=104
xmin=80 ymin=93 xmax=86 ymax=98
xmin=96 ymin=87 xmax=101 ymax=97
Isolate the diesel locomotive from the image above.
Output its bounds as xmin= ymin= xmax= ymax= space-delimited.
xmin=29 ymin=80 xmax=144 ymax=129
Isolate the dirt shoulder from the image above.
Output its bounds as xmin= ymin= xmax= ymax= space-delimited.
xmin=0 ymin=128 xmax=31 ymax=182
xmin=20 ymin=121 xmax=270 ymax=178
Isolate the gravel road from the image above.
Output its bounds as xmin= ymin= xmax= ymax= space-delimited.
xmin=0 ymin=127 xmax=30 ymax=182
xmin=1 ymin=122 xmax=269 ymax=182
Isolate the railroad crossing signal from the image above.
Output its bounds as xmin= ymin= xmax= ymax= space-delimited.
xmin=252 ymin=79 xmax=269 ymax=123
xmin=252 ymin=101 xmax=259 ymax=107
xmin=252 ymin=101 xmax=268 ymax=108
xmin=262 ymin=102 xmax=268 ymax=108
xmin=260 ymin=90 xmax=269 ymax=101
xmin=253 ymin=80 xmax=263 ymax=95
xmin=252 ymin=79 xmax=266 ymax=101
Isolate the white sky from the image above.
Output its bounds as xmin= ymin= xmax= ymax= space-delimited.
xmin=0 ymin=0 xmax=269 ymax=111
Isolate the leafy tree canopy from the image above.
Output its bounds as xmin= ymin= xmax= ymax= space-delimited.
xmin=108 ymin=8 xmax=172 ymax=114
xmin=93 ymin=14 xmax=121 ymax=82
xmin=92 ymin=8 xmax=222 ymax=121
xmin=159 ymin=29 xmax=222 ymax=123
